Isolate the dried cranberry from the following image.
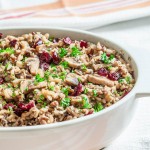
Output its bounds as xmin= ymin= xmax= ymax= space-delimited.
xmin=0 ymin=78 xmax=4 ymax=84
xmin=85 ymin=110 xmax=94 ymax=116
xmin=18 ymin=103 xmax=27 ymax=111
xmin=63 ymin=37 xmax=72 ymax=45
xmin=39 ymin=52 xmax=52 ymax=63
xmin=14 ymin=108 xmax=23 ymax=117
xmin=80 ymin=40 xmax=88 ymax=48
xmin=73 ymin=83 xmax=83 ymax=96
xmin=40 ymin=62 xmax=49 ymax=71
xmin=3 ymin=103 xmax=14 ymax=110
xmin=51 ymin=51 xmax=60 ymax=64
xmin=26 ymin=101 xmax=35 ymax=110
xmin=98 ymin=68 xmax=108 ymax=77
xmin=108 ymin=72 xmax=120 ymax=81
xmin=106 ymin=53 xmax=110 ymax=57
xmin=53 ymin=38 xmax=59 ymax=43
xmin=0 ymin=33 xmax=3 ymax=39
xmin=9 ymin=39 xmax=17 ymax=47
xmin=18 ymin=101 xmax=34 ymax=111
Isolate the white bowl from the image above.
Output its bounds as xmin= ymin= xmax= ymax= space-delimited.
xmin=0 ymin=27 xmax=149 ymax=150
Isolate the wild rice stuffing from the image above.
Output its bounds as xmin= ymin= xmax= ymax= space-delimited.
xmin=0 ymin=32 xmax=135 ymax=127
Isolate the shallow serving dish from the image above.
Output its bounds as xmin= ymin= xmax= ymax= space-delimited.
xmin=0 ymin=27 xmax=150 ymax=150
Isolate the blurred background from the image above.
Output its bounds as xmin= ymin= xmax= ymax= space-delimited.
xmin=0 ymin=0 xmax=150 ymax=150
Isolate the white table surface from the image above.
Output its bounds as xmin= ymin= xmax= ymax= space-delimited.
xmin=89 ymin=16 xmax=150 ymax=150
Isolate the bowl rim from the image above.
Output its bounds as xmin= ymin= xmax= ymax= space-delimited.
xmin=0 ymin=27 xmax=139 ymax=132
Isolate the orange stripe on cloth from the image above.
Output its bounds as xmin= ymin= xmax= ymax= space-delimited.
xmin=1 ymin=0 xmax=103 ymax=13
xmin=79 ymin=1 xmax=150 ymax=17
xmin=0 ymin=1 xmax=63 ymax=12
xmin=25 ymin=1 xmax=150 ymax=18
xmin=62 ymin=0 xmax=104 ymax=7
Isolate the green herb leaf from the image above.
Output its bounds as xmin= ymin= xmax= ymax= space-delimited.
xmin=42 ymin=102 xmax=47 ymax=108
xmin=101 ymin=53 xmax=114 ymax=64
xmin=92 ymin=90 xmax=97 ymax=97
xmin=94 ymin=103 xmax=103 ymax=112
xmin=35 ymin=74 xmax=45 ymax=83
xmin=50 ymin=63 xmax=57 ymax=71
xmin=59 ymin=71 xmax=67 ymax=80
xmin=59 ymin=48 xmax=67 ymax=58
xmin=37 ymin=95 xmax=45 ymax=103
xmin=0 ymin=47 xmax=14 ymax=54
xmin=25 ymin=87 xmax=28 ymax=91
xmin=60 ymin=61 xmax=69 ymax=69
xmin=70 ymin=47 xmax=82 ymax=57
xmin=60 ymin=98 xmax=70 ymax=108
xmin=125 ymin=76 xmax=131 ymax=84
xmin=109 ymin=54 xmax=114 ymax=60
xmin=49 ymin=37 xmax=54 ymax=42
xmin=81 ymin=64 xmax=87 ymax=70
xmin=82 ymin=96 xmax=91 ymax=109
xmin=51 ymin=74 xmax=59 ymax=78
xmin=49 ymin=85 xmax=54 ymax=91
xmin=118 ymin=79 xmax=124 ymax=83
xmin=84 ymin=88 xmax=88 ymax=94
xmin=61 ymin=87 xmax=69 ymax=96
xmin=107 ymin=65 xmax=112 ymax=70
xmin=44 ymin=71 xmax=50 ymax=80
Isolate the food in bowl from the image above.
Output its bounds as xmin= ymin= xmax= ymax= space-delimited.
xmin=0 ymin=32 xmax=135 ymax=127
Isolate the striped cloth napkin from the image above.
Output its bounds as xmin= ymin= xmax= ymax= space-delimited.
xmin=0 ymin=0 xmax=150 ymax=29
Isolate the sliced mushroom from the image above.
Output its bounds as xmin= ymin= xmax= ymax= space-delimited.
xmin=25 ymin=57 xmax=40 ymax=75
xmin=20 ymin=80 xmax=32 ymax=93
xmin=88 ymin=74 xmax=114 ymax=87
xmin=29 ymin=81 xmax=47 ymax=91
xmin=65 ymin=73 xmax=79 ymax=86
xmin=69 ymin=96 xmax=82 ymax=106
xmin=80 ymin=54 xmax=90 ymax=66
xmin=63 ymin=58 xmax=83 ymax=68
xmin=3 ymin=88 xmax=13 ymax=100
xmin=41 ymin=89 xmax=59 ymax=100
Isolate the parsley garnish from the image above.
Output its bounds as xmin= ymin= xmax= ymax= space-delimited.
xmin=50 ymin=63 xmax=57 ymax=71
xmin=25 ymin=87 xmax=28 ymax=91
xmin=81 ymin=64 xmax=87 ymax=70
xmin=93 ymin=90 xmax=97 ymax=97
xmin=61 ymin=87 xmax=69 ymax=96
xmin=82 ymin=96 xmax=91 ymax=109
xmin=51 ymin=74 xmax=59 ymax=78
xmin=94 ymin=103 xmax=103 ymax=112
xmin=37 ymin=95 xmax=45 ymax=103
xmin=59 ymin=48 xmax=67 ymax=58
xmin=44 ymin=71 xmax=50 ymax=80
xmin=60 ymin=98 xmax=70 ymax=108
xmin=49 ymin=37 xmax=54 ymax=42
xmin=49 ymin=85 xmax=54 ymax=91
xmin=60 ymin=61 xmax=69 ymax=69
xmin=0 ymin=47 xmax=14 ymax=54
xmin=101 ymin=53 xmax=114 ymax=64
xmin=125 ymin=76 xmax=131 ymax=84
xmin=78 ymin=78 xmax=81 ymax=82
xmin=84 ymin=88 xmax=88 ymax=94
xmin=35 ymin=74 xmax=45 ymax=83
xmin=12 ymin=92 xmax=16 ymax=97
xmin=59 ymin=71 xmax=67 ymax=80
xmin=118 ymin=79 xmax=124 ymax=83
xmin=70 ymin=47 xmax=82 ymax=57
xmin=42 ymin=102 xmax=47 ymax=108
xmin=107 ymin=65 xmax=112 ymax=70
